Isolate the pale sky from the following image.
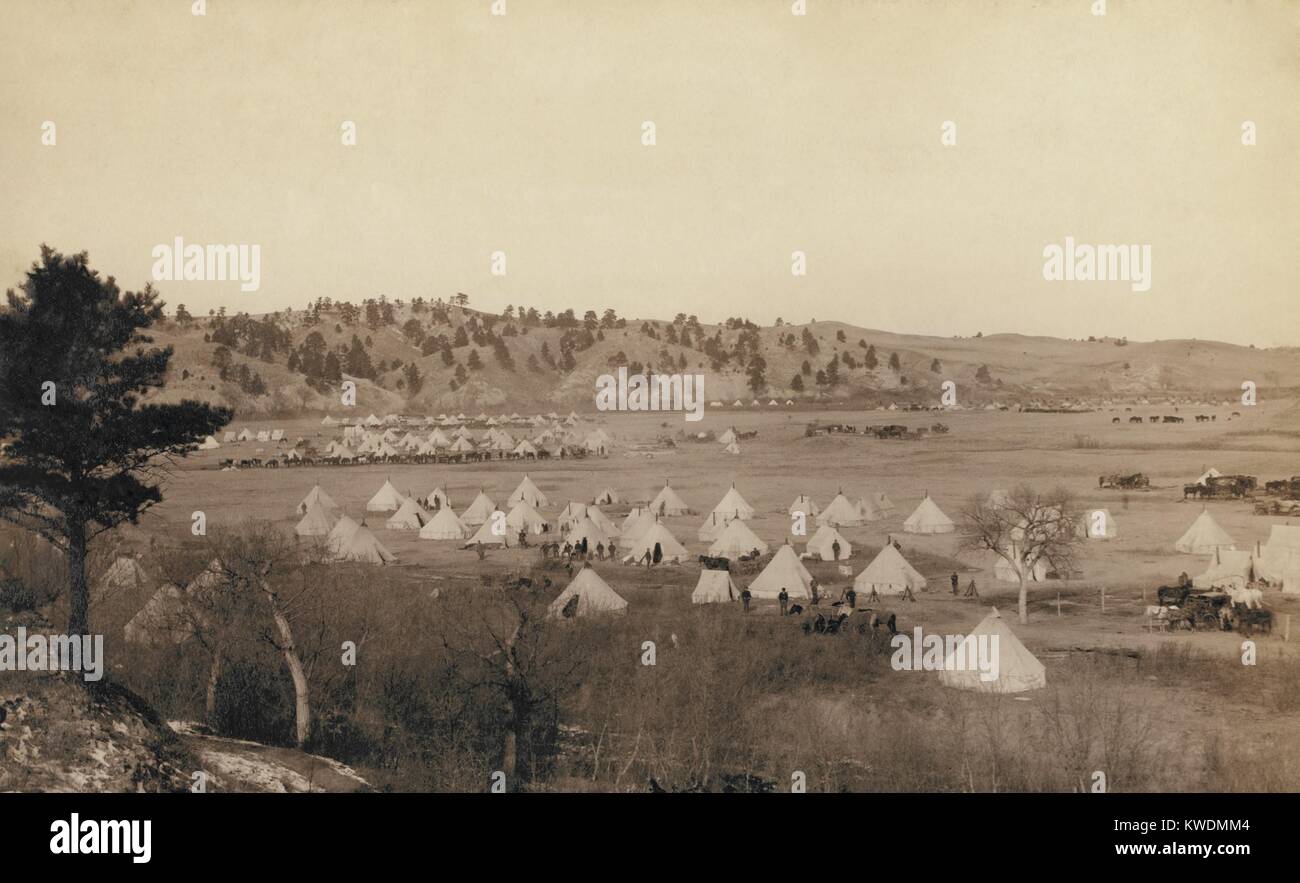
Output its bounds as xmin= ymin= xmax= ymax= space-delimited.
xmin=2 ymin=0 xmax=1297 ymax=345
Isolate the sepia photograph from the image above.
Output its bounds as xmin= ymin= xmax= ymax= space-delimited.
xmin=1 ymin=0 xmax=1296 ymax=866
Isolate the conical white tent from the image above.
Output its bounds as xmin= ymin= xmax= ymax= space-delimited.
xmin=711 ymin=484 xmax=754 ymax=520
xmin=424 ymin=487 xmax=451 ymax=510
xmin=465 ymin=513 xmax=516 ymax=547
xmin=566 ymin=516 xmax=613 ymax=551
xmin=723 ymin=441 xmax=741 ymax=455
xmin=871 ymin=492 xmax=896 ymax=513
xmin=585 ymin=506 xmax=620 ymax=538
xmin=621 ymin=508 xmax=657 ymax=542
xmin=198 ymin=435 xmax=220 ymax=450
xmin=506 ymin=501 xmax=550 ymax=535
xmin=386 ymin=497 xmax=430 ymax=530
xmin=805 ymin=525 xmax=851 ymax=561
xmin=366 ymin=479 xmax=405 ymax=513
xmin=96 ymin=556 xmax=149 ymax=598
xmin=332 ymin=523 xmax=396 ymax=564
xmin=692 ymin=569 xmax=739 ymax=604
xmin=697 ymin=511 xmax=735 ymax=542
xmin=593 ymin=487 xmax=620 ymax=505
xmin=789 ymin=494 xmax=819 ymax=517
xmin=621 ymin=522 xmax=689 ymax=565
xmin=295 ymin=500 xmax=337 ymax=537
xmin=818 ymin=492 xmax=866 ymax=527
xmin=856 ymin=497 xmax=883 ymax=522
xmin=1192 ymin=548 xmax=1256 ymax=590
xmin=903 ymin=496 xmax=955 ymax=534
xmin=298 ymin=484 xmax=339 ymax=516
xmin=939 ymin=608 xmax=1045 ymax=694
xmin=548 ymin=566 xmax=627 ymax=618
xmin=717 ymin=428 xmax=737 ymax=445
xmin=419 ymin=507 xmax=466 ymax=540
xmin=123 ymin=584 xmax=195 ymax=645
xmin=1174 ymin=509 xmax=1236 ymax=554
xmin=1256 ymin=525 xmax=1300 ymax=583
xmin=747 ymin=544 xmax=813 ymax=599
xmin=507 ymin=474 xmax=549 ymax=509
xmin=460 ymin=491 xmax=496 ymax=527
xmin=648 ymin=483 xmax=691 ymax=516
xmin=708 ymin=518 xmax=768 ymax=558
xmin=1079 ymin=508 xmax=1117 ymax=540
xmin=854 ymin=544 xmax=926 ymax=595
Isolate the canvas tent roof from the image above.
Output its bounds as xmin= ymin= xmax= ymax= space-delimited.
xmin=789 ymin=494 xmax=819 ymax=517
xmin=1256 ymin=525 xmax=1300 ymax=583
xmin=506 ymin=473 xmax=548 ymax=507
xmin=465 ymin=514 xmax=516 ymax=547
xmin=871 ymin=492 xmax=895 ymax=512
xmin=648 ymin=483 xmax=691 ymax=516
xmin=692 ymin=569 xmax=739 ymax=604
xmin=1193 ymin=548 xmax=1256 ymax=590
xmin=386 ymin=497 xmax=430 ymax=530
xmin=806 ymin=525 xmax=851 ymax=561
xmin=747 ymin=544 xmax=813 ymax=599
xmin=566 ymin=516 xmax=613 ymax=550
xmin=594 ymin=487 xmax=620 ymax=505
xmin=708 ymin=518 xmax=768 ymax=558
xmin=366 ymin=479 xmax=405 ymax=512
xmin=903 ymin=496 xmax=955 ymax=534
xmin=854 ymin=544 xmax=927 ymax=595
xmin=818 ymin=492 xmax=866 ymax=527
xmin=697 ymin=511 xmax=736 ymax=542
xmin=332 ymin=523 xmax=396 ymax=564
xmin=548 ymin=566 xmax=627 ymax=617
xmin=419 ymin=507 xmax=467 ymax=540
xmin=939 ymin=608 xmax=1046 ymax=694
xmin=1174 ymin=509 xmax=1236 ymax=554
xmin=723 ymin=441 xmax=741 ymax=455
xmin=295 ymin=500 xmax=337 ymax=537
xmin=124 ymin=584 xmax=195 ymax=645
xmin=712 ymin=485 xmax=754 ymax=520
xmin=96 ymin=556 xmax=149 ymax=598
xmin=506 ymin=501 xmax=549 ymax=534
xmin=621 ymin=522 xmax=689 ymax=564
xmin=461 ymin=491 xmax=497 ymax=526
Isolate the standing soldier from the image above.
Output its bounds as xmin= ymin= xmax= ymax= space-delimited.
xmin=950 ymin=572 xmax=959 ymax=595
xmin=741 ymin=587 xmax=752 ymax=613
xmin=778 ymin=587 xmax=789 ymax=616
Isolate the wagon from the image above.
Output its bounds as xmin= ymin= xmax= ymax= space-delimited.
xmin=1177 ymin=591 xmax=1232 ymax=631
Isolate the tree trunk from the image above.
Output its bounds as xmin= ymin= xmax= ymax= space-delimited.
xmin=67 ymin=520 xmax=90 ymax=635
xmin=205 ymin=646 xmax=223 ymax=725
xmin=260 ymin=579 xmax=311 ymax=748
xmin=1018 ymin=573 xmax=1028 ymax=624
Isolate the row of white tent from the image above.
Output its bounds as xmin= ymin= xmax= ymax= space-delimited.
xmin=1174 ymin=512 xmax=1300 ymax=591
xmin=322 ymin=411 xmax=584 ymax=428
xmin=219 ymin=428 xmax=287 ymax=444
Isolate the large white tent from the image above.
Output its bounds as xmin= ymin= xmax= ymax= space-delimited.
xmin=711 ymin=484 xmax=754 ymax=520
xmin=938 ymin=608 xmax=1046 ymax=694
xmin=295 ymin=500 xmax=337 ymax=537
xmin=789 ymin=494 xmax=819 ymax=517
xmin=386 ymin=497 xmax=430 ymax=530
xmin=548 ymin=566 xmax=628 ymax=618
xmin=1174 ymin=509 xmax=1236 ymax=554
xmin=708 ymin=518 xmax=768 ymax=559
xmin=621 ymin=522 xmax=689 ymax=565
xmin=465 ymin=513 xmax=516 ymax=547
xmin=903 ymin=496 xmax=955 ymax=534
xmin=460 ymin=491 xmax=497 ymax=527
xmin=818 ymin=493 xmax=867 ymax=527
xmin=507 ymin=474 xmax=549 ymax=509
xmin=692 ymin=569 xmax=739 ymax=604
xmin=366 ymin=479 xmax=405 ymax=513
xmin=419 ymin=507 xmax=466 ymax=540
xmin=854 ymin=544 xmax=927 ymax=596
xmin=648 ymin=483 xmax=691 ymax=516
xmin=332 ymin=523 xmax=396 ymax=564
xmin=747 ymin=544 xmax=813 ymax=599
xmin=297 ymin=484 xmax=339 ymax=516
xmin=805 ymin=525 xmax=851 ymax=561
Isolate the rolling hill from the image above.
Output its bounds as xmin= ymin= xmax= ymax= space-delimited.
xmin=145 ymin=298 xmax=1300 ymax=417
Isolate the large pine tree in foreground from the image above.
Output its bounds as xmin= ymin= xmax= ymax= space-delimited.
xmin=0 ymin=246 xmax=232 ymax=635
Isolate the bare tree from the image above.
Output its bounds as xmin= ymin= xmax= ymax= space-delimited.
xmin=437 ymin=585 xmax=588 ymax=786
xmin=959 ymin=485 xmax=1079 ymax=624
